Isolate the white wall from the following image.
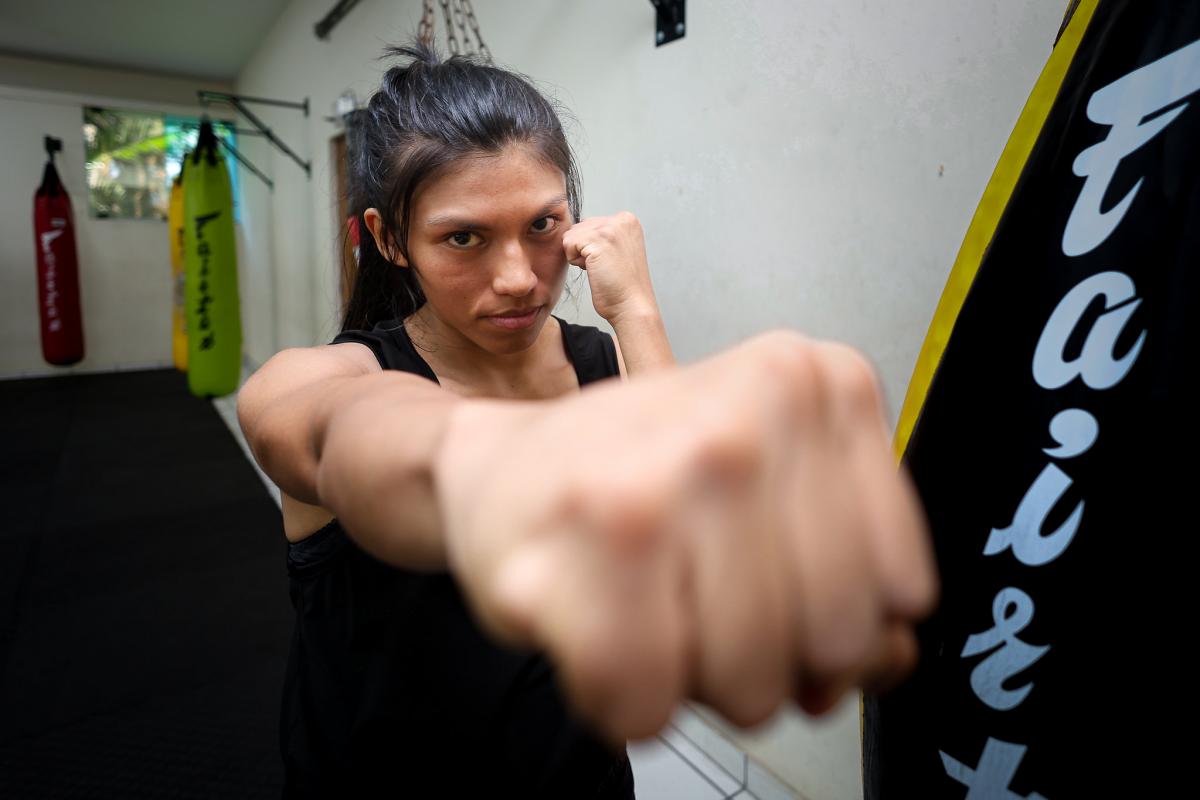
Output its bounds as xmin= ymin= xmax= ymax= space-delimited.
xmin=0 ymin=55 xmax=232 ymax=378
xmin=232 ymin=1 xmax=1067 ymax=796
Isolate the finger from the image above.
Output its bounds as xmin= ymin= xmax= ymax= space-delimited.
xmin=793 ymin=672 xmax=850 ymax=717
xmin=783 ymin=362 xmax=883 ymax=682
xmin=569 ymin=242 xmax=596 ymax=270
xmin=748 ymin=336 xmax=883 ymax=693
xmin=860 ymin=620 xmax=919 ymax=695
xmin=686 ymin=413 xmax=792 ymax=728
xmin=561 ymin=221 xmax=595 ymax=269
xmin=830 ymin=369 xmax=940 ymax=618
xmin=498 ymin=521 xmax=686 ymax=742
xmin=561 ymin=227 xmax=582 ymax=267
xmin=813 ymin=343 xmax=937 ymax=620
xmin=857 ymin=427 xmax=939 ymax=620
xmin=793 ymin=620 xmax=915 ymax=716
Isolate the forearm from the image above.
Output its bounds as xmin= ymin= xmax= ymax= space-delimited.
xmin=611 ymin=307 xmax=675 ymax=375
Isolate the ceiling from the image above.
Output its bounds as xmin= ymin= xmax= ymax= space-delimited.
xmin=0 ymin=0 xmax=293 ymax=80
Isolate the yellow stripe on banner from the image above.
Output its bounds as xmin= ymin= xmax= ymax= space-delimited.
xmin=892 ymin=0 xmax=1101 ymax=461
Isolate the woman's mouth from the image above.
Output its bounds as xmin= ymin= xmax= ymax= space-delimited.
xmin=484 ymin=305 xmax=543 ymax=330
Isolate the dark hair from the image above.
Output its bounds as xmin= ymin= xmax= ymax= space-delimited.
xmin=341 ymin=41 xmax=583 ymax=332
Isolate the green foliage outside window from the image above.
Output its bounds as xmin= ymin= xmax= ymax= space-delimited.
xmin=83 ymin=107 xmax=238 ymax=221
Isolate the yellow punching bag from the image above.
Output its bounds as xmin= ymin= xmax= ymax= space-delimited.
xmin=169 ymin=163 xmax=187 ymax=371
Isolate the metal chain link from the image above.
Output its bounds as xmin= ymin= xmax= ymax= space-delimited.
xmin=451 ymin=0 xmax=473 ymax=56
xmin=462 ymin=0 xmax=492 ymax=64
xmin=418 ymin=0 xmax=435 ymax=46
xmin=438 ymin=0 xmax=460 ymax=55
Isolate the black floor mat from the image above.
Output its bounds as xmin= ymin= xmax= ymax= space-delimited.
xmin=0 ymin=369 xmax=289 ymax=798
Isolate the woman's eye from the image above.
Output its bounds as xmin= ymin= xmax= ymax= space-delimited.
xmin=531 ymin=216 xmax=560 ymax=234
xmin=448 ymin=231 xmax=480 ymax=248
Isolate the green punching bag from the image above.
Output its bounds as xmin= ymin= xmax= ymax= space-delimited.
xmin=183 ymin=121 xmax=241 ymax=398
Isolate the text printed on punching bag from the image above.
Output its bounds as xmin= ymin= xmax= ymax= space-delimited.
xmin=938 ymin=35 xmax=1200 ymax=799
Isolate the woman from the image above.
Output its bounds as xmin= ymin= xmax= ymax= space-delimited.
xmin=239 ymin=42 xmax=937 ymax=797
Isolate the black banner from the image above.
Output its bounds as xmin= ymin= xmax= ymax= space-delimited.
xmin=865 ymin=1 xmax=1198 ymax=797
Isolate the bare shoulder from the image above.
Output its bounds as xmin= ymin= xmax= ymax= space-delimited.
xmin=237 ymin=342 xmax=381 ymax=430
xmin=282 ymin=341 xmax=382 ymax=375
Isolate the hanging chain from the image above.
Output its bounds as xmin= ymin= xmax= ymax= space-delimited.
xmin=462 ymin=0 xmax=492 ymax=64
xmin=421 ymin=0 xmax=491 ymax=63
xmin=451 ymin=0 xmax=473 ymax=56
xmin=418 ymin=0 xmax=435 ymax=46
xmin=438 ymin=0 xmax=460 ymax=55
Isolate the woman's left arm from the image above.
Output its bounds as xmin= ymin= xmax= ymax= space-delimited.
xmin=610 ymin=309 xmax=674 ymax=377
xmin=563 ymin=210 xmax=676 ymax=377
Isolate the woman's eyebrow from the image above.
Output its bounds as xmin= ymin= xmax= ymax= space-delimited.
xmin=534 ymin=194 xmax=569 ymax=215
xmin=424 ymin=195 xmax=568 ymax=230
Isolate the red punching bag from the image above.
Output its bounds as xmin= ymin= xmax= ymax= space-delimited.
xmin=33 ymin=136 xmax=84 ymax=366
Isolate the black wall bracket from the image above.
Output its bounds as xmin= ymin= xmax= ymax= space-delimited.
xmin=197 ymin=90 xmax=311 ymax=181
xmin=650 ymin=0 xmax=686 ymax=47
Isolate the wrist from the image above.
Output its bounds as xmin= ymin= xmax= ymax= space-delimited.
xmin=608 ymin=304 xmax=675 ymax=375
xmin=606 ymin=297 xmax=661 ymax=329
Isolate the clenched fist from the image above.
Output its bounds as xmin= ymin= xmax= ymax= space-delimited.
xmin=433 ymin=329 xmax=938 ymax=741
xmin=563 ymin=211 xmax=658 ymax=324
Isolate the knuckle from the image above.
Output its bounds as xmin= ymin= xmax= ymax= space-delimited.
xmin=819 ymin=342 xmax=883 ymax=415
xmin=755 ymin=329 xmax=817 ymax=377
xmin=549 ymin=477 xmax=590 ymax=525
xmin=582 ymin=469 xmax=671 ymax=544
xmin=692 ymin=413 xmax=762 ymax=483
xmin=746 ymin=330 xmax=821 ymax=409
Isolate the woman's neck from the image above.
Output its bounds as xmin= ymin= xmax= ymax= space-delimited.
xmin=404 ymin=305 xmax=566 ymax=396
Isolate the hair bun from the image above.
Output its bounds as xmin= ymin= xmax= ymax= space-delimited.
xmin=381 ymin=40 xmax=442 ymax=70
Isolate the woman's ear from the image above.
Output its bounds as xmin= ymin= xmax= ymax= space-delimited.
xmin=363 ymin=208 xmax=409 ymax=268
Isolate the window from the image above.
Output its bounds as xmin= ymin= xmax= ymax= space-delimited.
xmin=82 ymin=107 xmax=238 ymax=221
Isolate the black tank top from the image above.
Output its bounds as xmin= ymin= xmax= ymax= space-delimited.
xmin=280 ymin=316 xmax=633 ymax=798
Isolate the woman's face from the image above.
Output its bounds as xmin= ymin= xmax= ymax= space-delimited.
xmin=390 ymin=145 xmax=571 ymax=355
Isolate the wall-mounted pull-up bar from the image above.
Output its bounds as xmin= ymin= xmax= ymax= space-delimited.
xmin=217 ymin=137 xmax=274 ymax=192
xmin=197 ymin=90 xmax=311 ymax=180
xmin=179 ymin=122 xmax=265 ymax=139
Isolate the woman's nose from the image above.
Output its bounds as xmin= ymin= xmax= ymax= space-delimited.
xmin=491 ymin=243 xmax=538 ymax=297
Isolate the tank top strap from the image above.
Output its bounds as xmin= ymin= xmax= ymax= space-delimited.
xmin=331 ymin=319 xmax=440 ymax=384
xmin=553 ymin=315 xmax=620 ymax=386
